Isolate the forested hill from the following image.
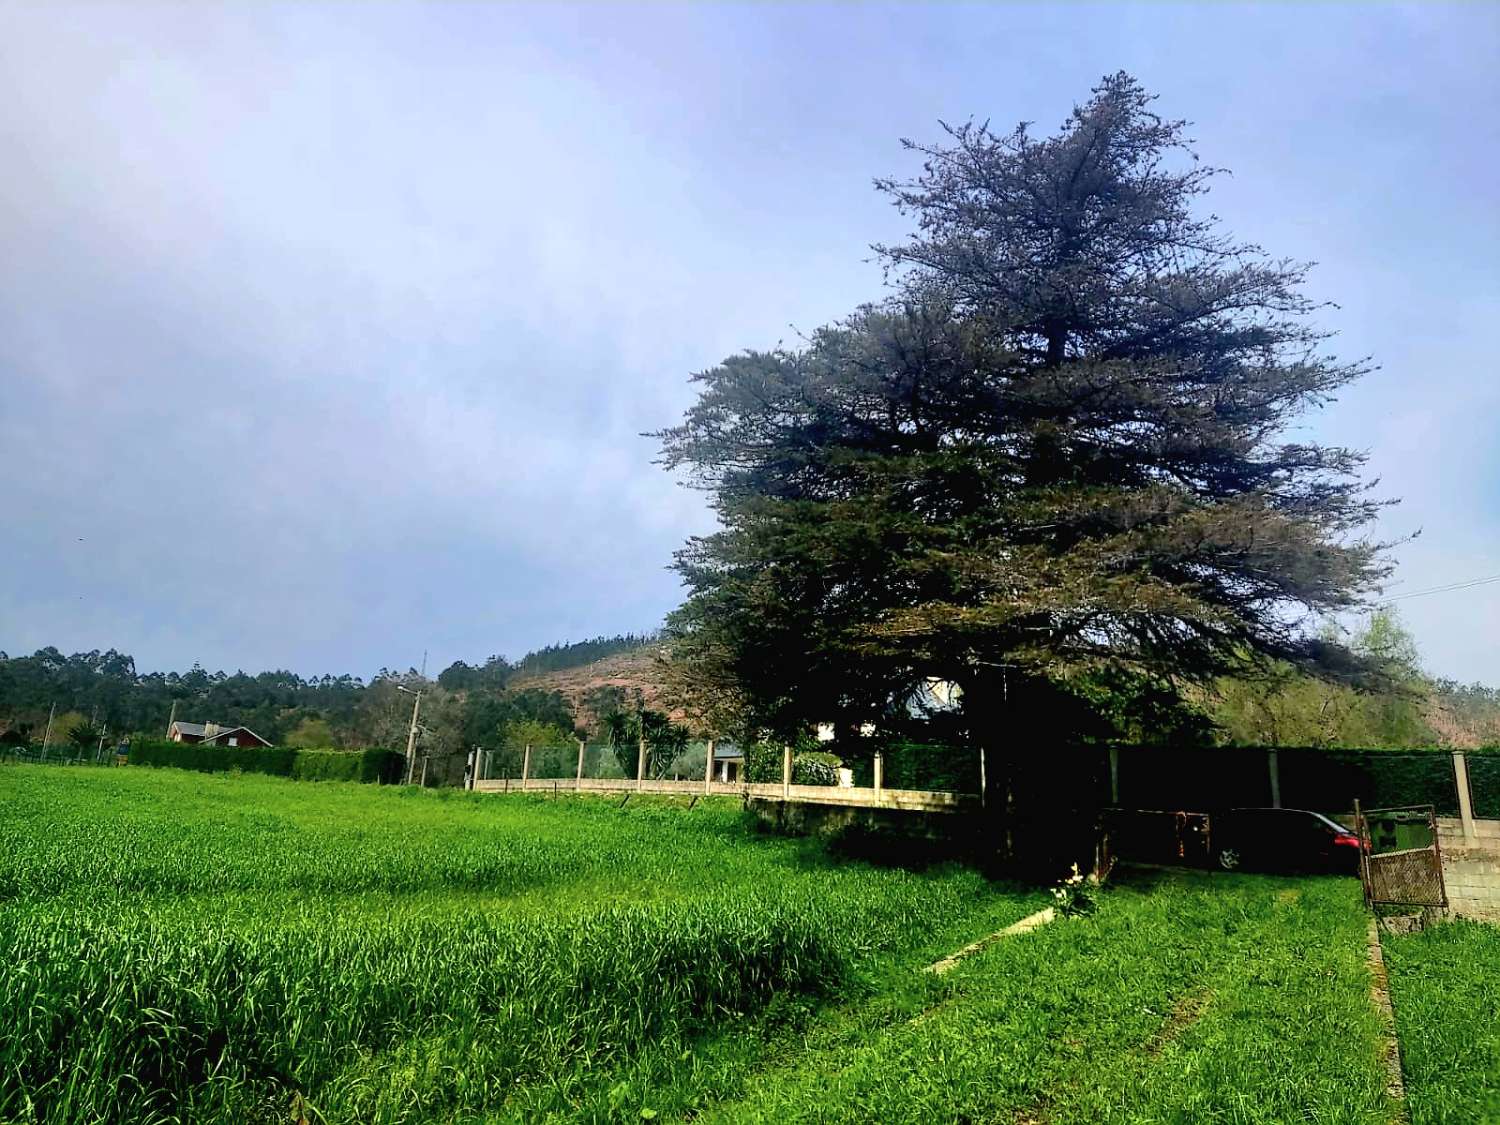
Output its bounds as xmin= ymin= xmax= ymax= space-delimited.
xmin=507 ymin=634 xmax=657 ymax=679
xmin=0 ymin=632 xmax=660 ymax=750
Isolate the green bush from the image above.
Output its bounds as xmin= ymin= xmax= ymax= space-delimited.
xmin=128 ymin=740 xmax=402 ymax=784
xmin=291 ymin=748 xmax=405 ymax=784
xmin=792 ymin=751 xmax=840 ymax=786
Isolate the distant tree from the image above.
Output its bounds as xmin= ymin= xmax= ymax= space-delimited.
xmin=1208 ymin=610 xmax=1435 ymax=748
xmin=658 ymin=74 xmax=1392 ymax=821
xmin=66 ymin=720 xmax=100 ymax=752
xmin=512 ymin=634 xmax=658 ymax=678
xmin=283 ymin=717 xmax=336 ymax=749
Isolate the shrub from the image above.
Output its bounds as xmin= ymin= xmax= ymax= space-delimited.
xmin=793 ymin=752 xmax=840 ymax=786
xmin=128 ymin=740 xmax=402 ymax=784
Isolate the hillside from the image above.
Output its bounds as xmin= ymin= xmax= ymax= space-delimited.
xmin=508 ymin=644 xmax=675 ymax=728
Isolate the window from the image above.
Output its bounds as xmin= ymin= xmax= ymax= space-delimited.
xmin=227 ymin=737 xmax=238 ymax=747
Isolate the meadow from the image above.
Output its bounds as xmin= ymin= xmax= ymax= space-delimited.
xmin=0 ymin=766 xmax=1038 ymax=1123
xmin=0 ymin=765 xmax=1418 ymax=1124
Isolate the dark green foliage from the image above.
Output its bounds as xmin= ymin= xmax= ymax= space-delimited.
xmin=1106 ymin=745 xmax=1458 ymax=814
xmin=461 ymin=687 xmax=577 ymax=748
xmin=595 ymin=692 xmax=690 ymax=779
xmin=512 ymin=634 xmax=658 ymax=678
xmin=130 ymin=739 xmax=298 ymax=776
xmin=290 ymin=748 xmax=405 ymax=784
xmin=0 ymin=647 xmax=367 ymax=747
xmin=436 ymin=654 xmax=513 ymax=692
xmin=1464 ymin=749 xmax=1500 ymax=818
xmin=657 ymin=73 xmax=1388 ymax=757
xmin=129 ymin=740 xmax=401 ymax=784
xmin=1277 ymin=748 xmax=1458 ymax=815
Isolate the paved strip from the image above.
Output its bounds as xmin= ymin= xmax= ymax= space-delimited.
xmin=1367 ymin=918 xmax=1411 ymax=1124
xmin=925 ymin=906 xmax=1056 ymax=975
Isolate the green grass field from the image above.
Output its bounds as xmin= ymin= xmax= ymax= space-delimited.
xmin=0 ymin=766 xmax=1406 ymax=1123
xmin=1384 ymin=919 xmax=1500 ymax=1124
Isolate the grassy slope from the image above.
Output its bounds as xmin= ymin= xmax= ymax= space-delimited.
xmin=659 ymin=870 xmax=1389 ymax=1125
xmin=0 ymin=766 xmax=1037 ymax=1124
xmin=1384 ymin=920 xmax=1500 ymax=1124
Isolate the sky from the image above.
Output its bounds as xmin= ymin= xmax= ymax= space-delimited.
xmin=1 ymin=2 xmax=1497 ymax=683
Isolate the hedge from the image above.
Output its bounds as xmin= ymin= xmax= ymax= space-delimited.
xmin=1104 ymin=745 xmax=1462 ymax=816
xmin=128 ymin=740 xmax=404 ymax=784
xmin=1467 ymin=750 xmax=1500 ymax=819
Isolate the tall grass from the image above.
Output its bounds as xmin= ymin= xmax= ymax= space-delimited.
xmin=1384 ymin=919 xmax=1500 ymax=1124
xmin=0 ymin=766 xmax=1028 ymax=1123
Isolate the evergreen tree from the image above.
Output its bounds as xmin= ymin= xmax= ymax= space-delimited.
xmin=657 ymin=74 xmax=1391 ymax=756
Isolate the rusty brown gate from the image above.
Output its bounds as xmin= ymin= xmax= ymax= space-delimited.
xmin=1355 ymin=803 xmax=1447 ymax=909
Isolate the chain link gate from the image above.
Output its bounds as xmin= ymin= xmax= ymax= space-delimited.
xmin=1356 ymin=803 xmax=1447 ymax=909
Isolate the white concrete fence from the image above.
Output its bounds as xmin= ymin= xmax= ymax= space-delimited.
xmin=469 ymin=740 xmax=980 ymax=814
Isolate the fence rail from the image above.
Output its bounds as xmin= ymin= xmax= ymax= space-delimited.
xmin=471 ymin=775 xmax=979 ymax=813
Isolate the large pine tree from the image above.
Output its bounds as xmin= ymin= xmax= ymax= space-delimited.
xmin=657 ymin=74 xmax=1390 ymax=751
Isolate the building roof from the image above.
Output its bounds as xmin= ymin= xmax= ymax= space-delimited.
xmin=172 ymin=721 xmax=271 ymax=745
xmin=712 ymin=741 xmax=743 ymax=760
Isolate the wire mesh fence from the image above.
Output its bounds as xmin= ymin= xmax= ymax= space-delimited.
xmin=1357 ymin=804 xmax=1447 ymax=908
xmin=466 ymin=738 xmax=987 ymax=813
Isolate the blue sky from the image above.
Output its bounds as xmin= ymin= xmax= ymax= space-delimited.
xmin=2 ymin=2 xmax=1496 ymax=682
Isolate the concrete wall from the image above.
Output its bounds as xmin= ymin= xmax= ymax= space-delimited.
xmin=1436 ymin=816 xmax=1500 ymax=922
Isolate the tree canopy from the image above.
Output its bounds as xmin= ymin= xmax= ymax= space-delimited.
xmin=658 ymin=74 xmax=1392 ymax=744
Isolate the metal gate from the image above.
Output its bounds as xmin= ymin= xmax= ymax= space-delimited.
xmin=1356 ymin=803 xmax=1447 ymax=908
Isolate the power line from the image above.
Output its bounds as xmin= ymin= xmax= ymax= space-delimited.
xmin=1377 ymin=572 xmax=1500 ymax=605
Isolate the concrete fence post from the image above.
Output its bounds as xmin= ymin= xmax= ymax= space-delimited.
xmin=782 ymin=745 xmax=792 ymax=799
xmin=1268 ymin=748 xmax=1281 ymax=809
xmin=873 ymin=751 xmax=884 ymax=804
xmin=521 ymin=744 xmax=531 ymax=789
xmin=705 ymin=738 xmax=715 ymax=795
xmin=576 ymin=739 xmax=586 ymax=791
xmin=1454 ymin=751 xmax=1478 ymax=841
xmin=637 ymin=735 xmax=647 ymax=792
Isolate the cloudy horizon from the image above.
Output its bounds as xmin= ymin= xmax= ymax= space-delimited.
xmin=3 ymin=2 xmax=1497 ymax=683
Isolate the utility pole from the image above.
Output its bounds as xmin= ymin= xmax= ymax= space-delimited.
xmin=41 ymin=703 xmax=56 ymax=759
xmin=165 ymin=700 xmax=177 ymax=738
xmin=396 ymin=684 xmax=422 ymax=784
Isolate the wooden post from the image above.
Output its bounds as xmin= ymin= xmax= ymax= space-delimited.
xmin=1454 ymin=751 xmax=1478 ymax=841
xmin=873 ymin=751 xmax=884 ymax=804
xmin=1108 ymin=745 xmax=1120 ymax=806
xmin=637 ymin=735 xmax=647 ymax=792
xmin=705 ymin=738 xmax=715 ymax=795
xmin=1268 ymin=748 xmax=1281 ymax=809
xmin=782 ymin=745 xmax=792 ymax=799
xmin=576 ymin=739 xmax=586 ymax=791
xmin=522 ymin=744 xmax=531 ymax=789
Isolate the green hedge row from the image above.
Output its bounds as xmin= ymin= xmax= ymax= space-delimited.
xmin=1466 ymin=750 xmax=1500 ymax=819
xmin=128 ymin=740 xmax=404 ymax=784
xmin=1109 ymin=746 xmax=1461 ymax=815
